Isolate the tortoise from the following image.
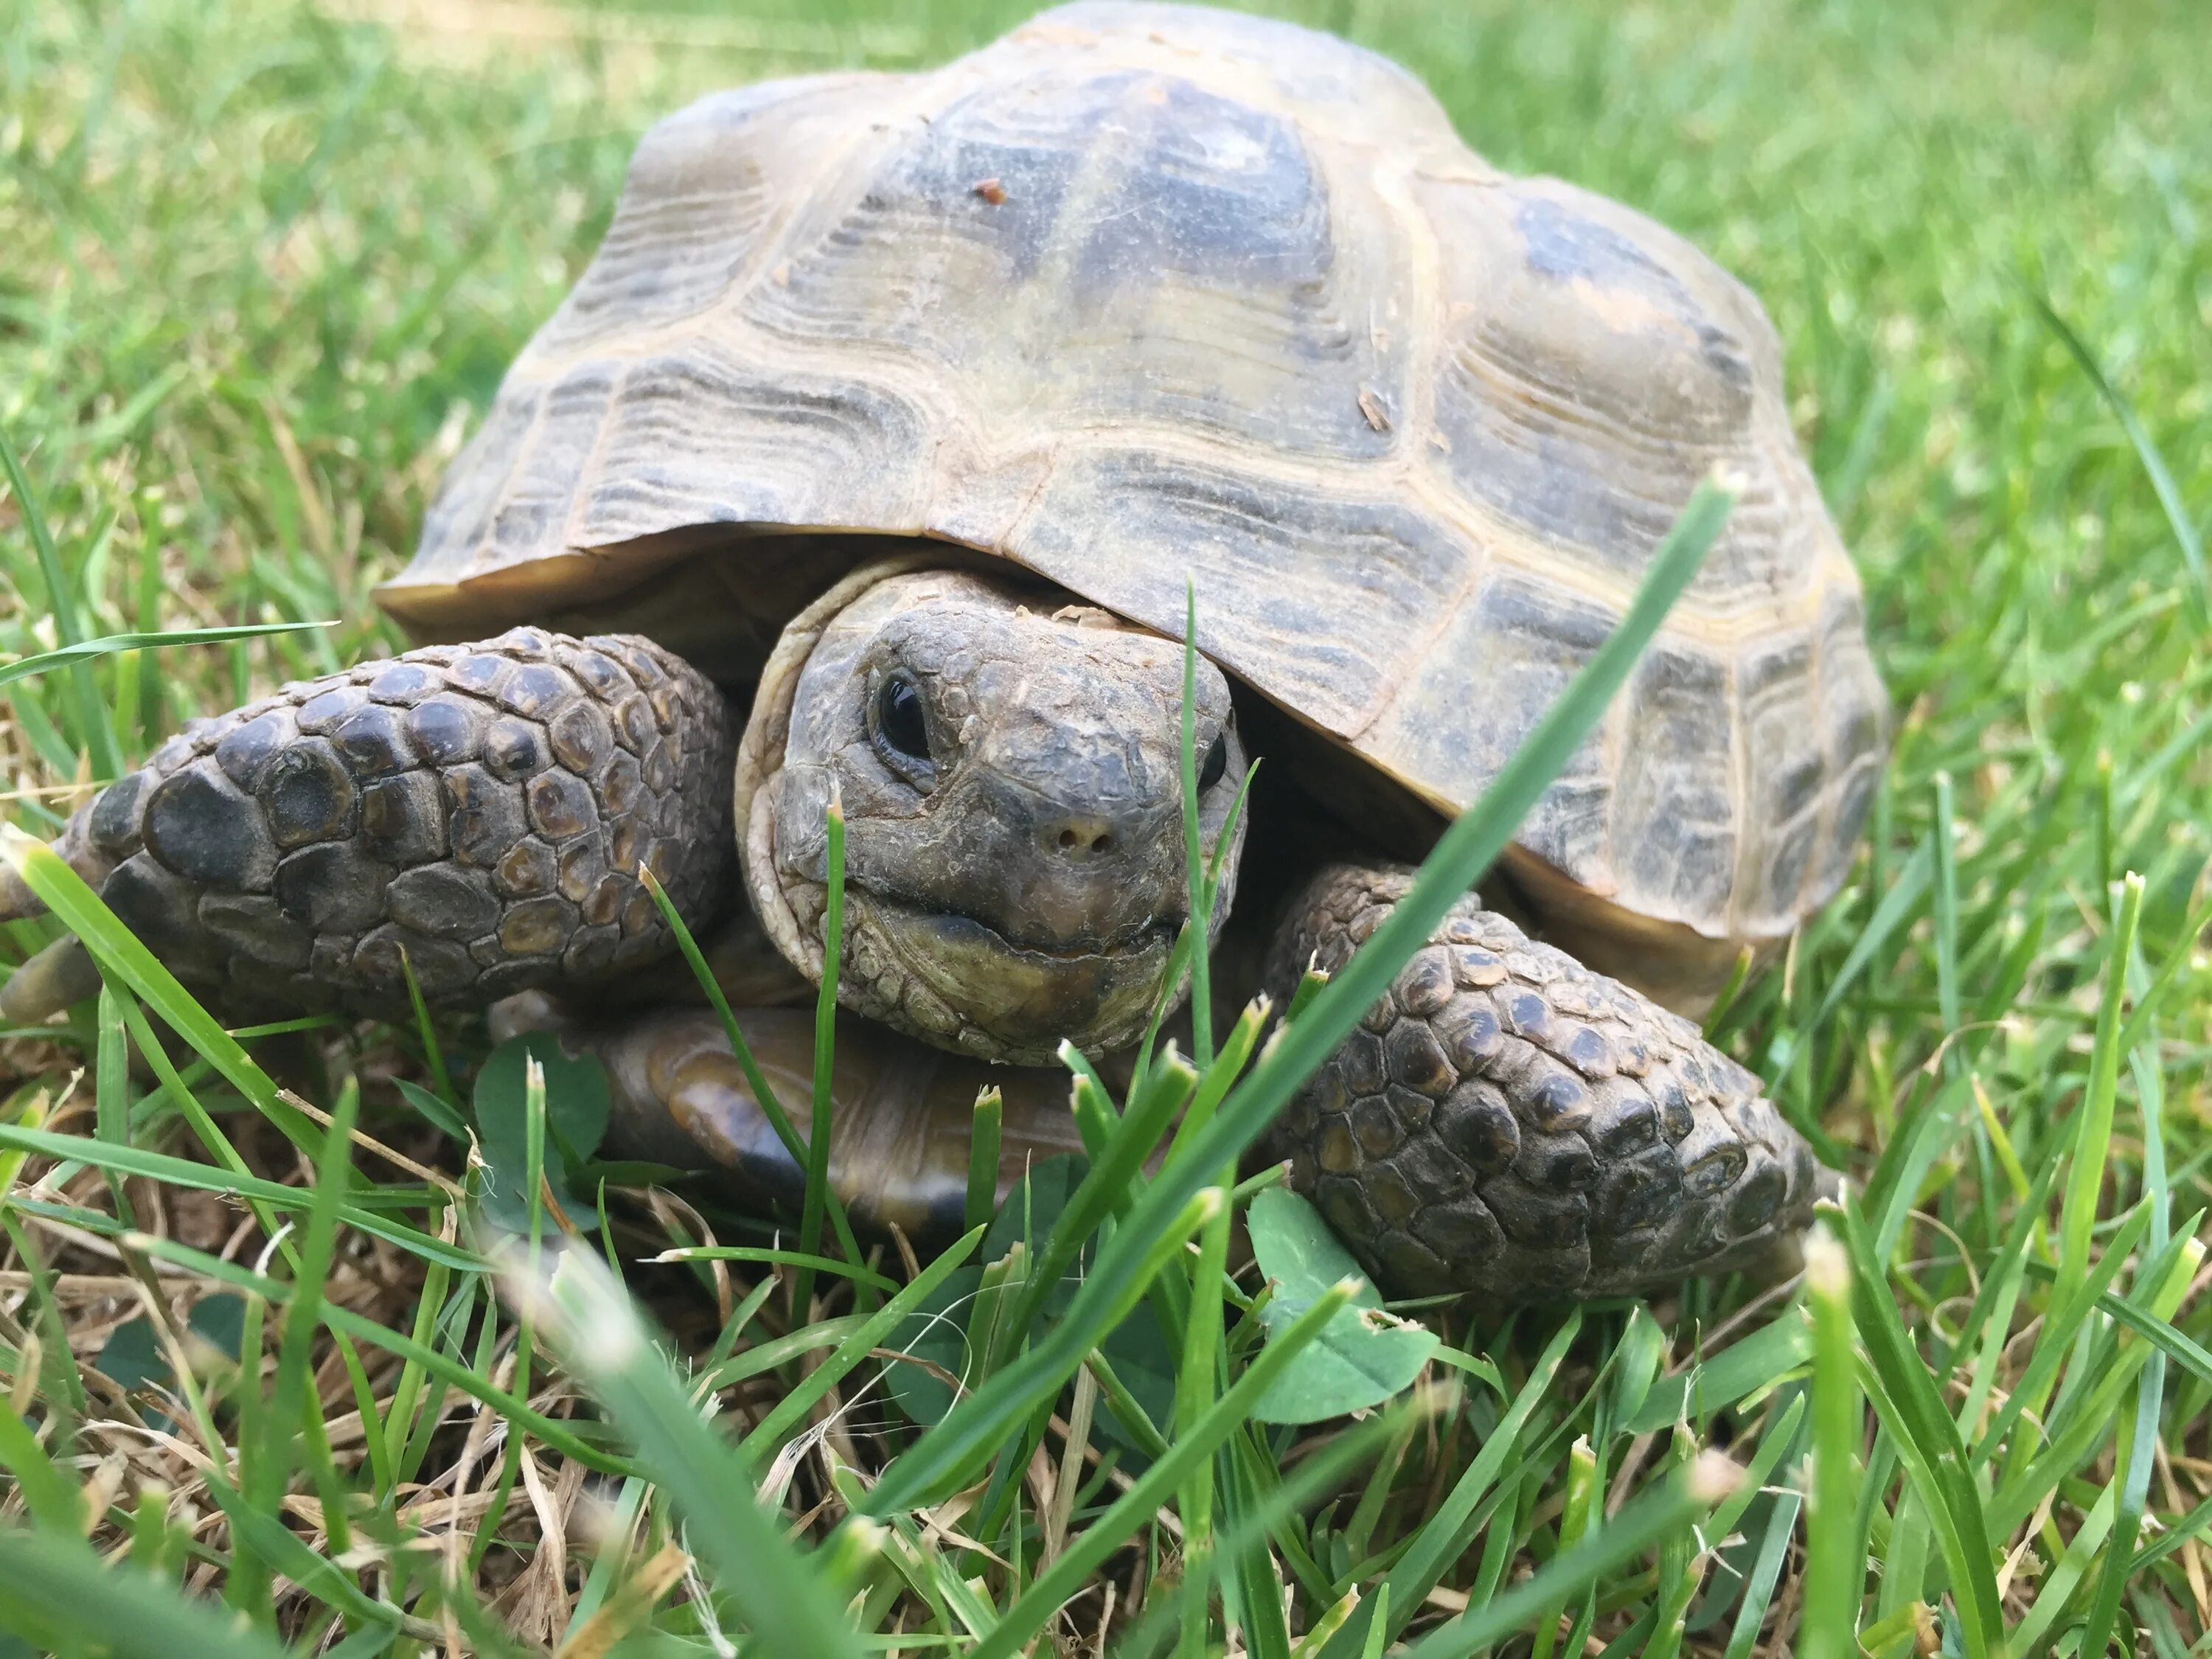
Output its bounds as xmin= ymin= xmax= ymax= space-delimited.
xmin=0 ymin=1 xmax=1885 ymax=1301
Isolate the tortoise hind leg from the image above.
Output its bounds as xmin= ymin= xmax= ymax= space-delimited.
xmin=1264 ymin=863 xmax=1837 ymax=1302
xmin=0 ymin=629 xmax=736 ymax=1023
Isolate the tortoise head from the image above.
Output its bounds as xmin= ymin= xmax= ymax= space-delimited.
xmin=737 ymin=564 xmax=1248 ymax=1065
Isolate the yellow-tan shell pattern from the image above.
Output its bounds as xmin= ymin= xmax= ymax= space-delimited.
xmin=378 ymin=0 xmax=1888 ymax=970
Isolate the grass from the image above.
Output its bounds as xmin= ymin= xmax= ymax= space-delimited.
xmin=2 ymin=0 xmax=2211 ymax=1652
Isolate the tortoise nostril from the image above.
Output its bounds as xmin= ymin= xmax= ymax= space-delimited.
xmin=1046 ymin=818 xmax=1116 ymax=857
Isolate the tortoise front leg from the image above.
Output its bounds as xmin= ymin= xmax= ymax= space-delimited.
xmin=493 ymin=994 xmax=1085 ymax=1242
xmin=0 ymin=629 xmax=736 ymax=1023
xmin=1265 ymin=864 xmax=1837 ymax=1301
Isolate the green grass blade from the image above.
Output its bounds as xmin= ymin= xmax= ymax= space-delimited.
xmin=253 ymin=1077 xmax=358 ymax=1517
xmin=0 ymin=1526 xmax=297 ymax=1659
xmin=2059 ymin=874 xmax=2143 ymax=1309
xmin=0 ymin=422 xmax=125 ymax=782
xmin=740 ymin=1224 xmax=983 ymax=1459
xmin=0 ymin=829 xmax=293 ymax=1130
xmin=0 ymin=1397 xmax=84 ymax=1534
xmin=93 ymin=981 xmax=133 ymax=1223
xmin=1930 ymin=771 xmax=1961 ymax=1042
xmin=795 ymin=790 xmax=847 ymax=1323
xmin=1109 ymin=1404 xmax=1413 ymax=1658
xmin=2016 ymin=1238 xmax=2212 ymax=1387
xmin=1624 ymin=1314 xmax=1813 ymax=1433
xmin=2027 ymin=289 xmax=2209 ymax=608
xmin=1010 ymin=1045 xmax=1194 ymax=1336
xmin=965 ymin=1278 xmax=1357 ymax=1659
xmin=1180 ymin=580 xmax=1213 ymax=1068
xmin=1173 ymin=1164 xmax=1235 ymax=1657
xmin=967 ymin=1085 xmax=1003 ymax=1234
xmin=1800 ymin=1227 xmax=1863 ymax=1659
xmin=1836 ymin=1198 xmax=2004 ymax=1659
xmin=1321 ymin=1310 xmax=1585 ymax=1657
xmin=654 ymin=1245 xmax=900 ymax=1293
xmin=0 ymin=622 xmax=334 ymax=689
xmin=1782 ymin=842 xmax=1931 ymax=1075
xmin=639 ymin=864 xmax=865 ymax=1275
xmin=1398 ymin=1454 xmax=1732 ymax=1659
xmin=0 ymin=1119 xmax=474 ymax=1268
xmin=1722 ymin=1490 xmax=1804 ymax=1659
xmin=397 ymin=943 xmax=456 ymax=1110
xmin=866 ymin=1184 xmax=1226 ymax=1516
xmin=523 ymin=1245 xmax=865 ymax=1658
xmin=114 ymin=1225 xmax=638 ymax=1477
xmin=1971 ymin=1202 xmax=2152 ymax=1463
xmin=2075 ymin=1354 xmax=2166 ymax=1659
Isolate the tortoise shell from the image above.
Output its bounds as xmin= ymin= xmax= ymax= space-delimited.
xmin=378 ymin=0 xmax=1887 ymax=992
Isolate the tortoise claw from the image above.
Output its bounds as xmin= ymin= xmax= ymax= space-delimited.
xmin=0 ymin=861 xmax=40 ymax=926
xmin=0 ymin=935 xmax=100 ymax=1026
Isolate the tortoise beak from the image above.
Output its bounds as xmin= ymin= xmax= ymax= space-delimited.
xmin=850 ymin=890 xmax=1177 ymax=1062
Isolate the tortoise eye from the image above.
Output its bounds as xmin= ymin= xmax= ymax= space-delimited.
xmin=1197 ymin=734 xmax=1229 ymax=792
xmin=876 ymin=674 xmax=933 ymax=765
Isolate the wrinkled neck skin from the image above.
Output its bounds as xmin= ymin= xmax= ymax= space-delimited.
xmin=742 ymin=565 xmax=1248 ymax=1065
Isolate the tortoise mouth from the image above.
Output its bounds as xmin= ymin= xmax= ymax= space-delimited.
xmin=863 ymin=882 xmax=1181 ymax=961
xmin=850 ymin=888 xmax=1178 ymax=1061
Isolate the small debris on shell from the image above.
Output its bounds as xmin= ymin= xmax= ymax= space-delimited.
xmin=1358 ymin=388 xmax=1392 ymax=432
xmin=973 ymin=177 xmax=1008 ymax=204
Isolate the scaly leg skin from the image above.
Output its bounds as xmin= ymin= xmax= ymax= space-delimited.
xmin=1265 ymin=864 xmax=1839 ymax=1302
xmin=491 ymin=993 xmax=1086 ymax=1242
xmin=0 ymin=629 xmax=736 ymax=1023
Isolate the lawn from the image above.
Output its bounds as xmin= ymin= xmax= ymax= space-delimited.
xmin=2 ymin=0 xmax=2210 ymax=1654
